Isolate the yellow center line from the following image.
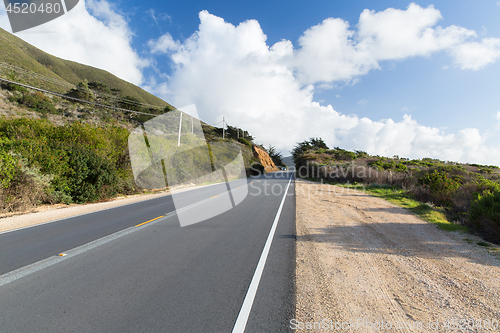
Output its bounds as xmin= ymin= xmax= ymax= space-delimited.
xmin=209 ymin=195 xmax=219 ymax=199
xmin=135 ymin=215 xmax=164 ymax=227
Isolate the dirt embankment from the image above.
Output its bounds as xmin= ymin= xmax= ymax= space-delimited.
xmin=295 ymin=179 xmax=500 ymax=332
xmin=253 ymin=146 xmax=279 ymax=173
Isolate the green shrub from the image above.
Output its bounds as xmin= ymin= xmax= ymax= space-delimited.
xmin=474 ymin=175 xmax=500 ymax=194
xmin=17 ymin=92 xmax=57 ymax=114
xmin=66 ymin=79 xmax=95 ymax=102
xmin=250 ymin=161 xmax=265 ymax=175
xmin=469 ymin=190 xmax=500 ymax=242
xmin=419 ymin=170 xmax=460 ymax=205
xmin=65 ymin=146 xmax=118 ymax=203
xmin=0 ymin=150 xmax=18 ymax=188
xmin=394 ymin=163 xmax=408 ymax=173
xmin=0 ymin=118 xmax=131 ymax=205
xmin=237 ymin=137 xmax=251 ymax=147
xmin=1 ymin=81 xmax=28 ymax=94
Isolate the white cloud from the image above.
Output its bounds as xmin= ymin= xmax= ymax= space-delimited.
xmin=293 ymin=3 xmax=477 ymax=84
xmin=497 ymin=111 xmax=500 ymax=121
xmin=293 ymin=17 xmax=376 ymax=84
xmin=356 ymin=4 xmax=471 ymax=60
xmin=0 ymin=0 xmax=146 ymax=85
xmin=452 ymin=38 xmax=500 ymax=70
xmin=145 ymin=10 xmax=500 ymax=166
xmin=148 ymin=33 xmax=180 ymax=53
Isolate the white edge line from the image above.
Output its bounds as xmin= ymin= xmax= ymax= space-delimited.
xmin=231 ymin=173 xmax=293 ymax=333
xmin=0 ymin=212 xmax=175 ymax=288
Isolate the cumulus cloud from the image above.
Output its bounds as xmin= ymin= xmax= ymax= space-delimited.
xmin=293 ymin=3 xmax=479 ymax=84
xmin=0 ymin=0 xmax=146 ymax=85
xmin=452 ymin=38 xmax=500 ymax=70
xmin=145 ymin=8 xmax=500 ymax=166
xmin=356 ymin=4 xmax=474 ymax=60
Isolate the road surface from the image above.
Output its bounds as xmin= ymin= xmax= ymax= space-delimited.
xmin=0 ymin=171 xmax=295 ymax=332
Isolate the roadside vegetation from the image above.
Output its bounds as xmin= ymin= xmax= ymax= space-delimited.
xmin=0 ymin=82 xmax=263 ymax=214
xmin=0 ymin=30 xmax=272 ymax=215
xmin=292 ymin=138 xmax=500 ymax=244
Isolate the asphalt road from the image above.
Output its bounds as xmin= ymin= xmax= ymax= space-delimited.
xmin=0 ymin=171 xmax=296 ymax=332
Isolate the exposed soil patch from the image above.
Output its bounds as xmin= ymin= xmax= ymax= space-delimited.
xmin=295 ymin=179 xmax=500 ymax=332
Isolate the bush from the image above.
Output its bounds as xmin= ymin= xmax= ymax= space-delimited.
xmin=66 ymin=79 xmax=95 ymax=102
xmin=0 ymin=118 xmax=133 ymax=207
xmin=17 ymin=92 xmax=57 ymax=114
xmin=0 ymin=150 xmax=18 ymax=188
xmin=469 ymin=190 xmax=500 ymax=242
xmin=65 ymin=146 xmax=118 ymax=203
xmin=250 ymin=161 xmax=265 ymax=176
xmin=237 ymin=137 xmax=251 ymax=147
xmin=419 ymin=170 xmax=460 ymax=205
xmin=2 ymin=82 xmax=28 ymax=94
xmin=0 ymin=153 xmax=52 ymax=212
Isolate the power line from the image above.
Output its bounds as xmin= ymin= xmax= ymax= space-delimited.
xmin=0 ymin=76 xmax=158 ymax=117
xmin=0 ymin=61 xmax=165 ymax=111
xmin=0 ymin=63 xmax=231 ymax=130
xmin=0 ymin=76 xmax=225 ymax=128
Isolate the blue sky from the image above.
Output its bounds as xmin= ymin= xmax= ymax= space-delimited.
xmin=1 ymin=0 xmax=500 ymax=165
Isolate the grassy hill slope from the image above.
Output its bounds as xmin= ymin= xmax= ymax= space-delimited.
xmin=0 ymin=27 xmax=168 ymax=107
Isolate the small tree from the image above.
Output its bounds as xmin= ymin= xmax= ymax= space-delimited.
xmin=66 ymin=79 xmax=95 ymax=102
xmin=267 ymin=145 xmax=285 ymax=167
xmin=291 ymin=137 xmax=329 ymax=163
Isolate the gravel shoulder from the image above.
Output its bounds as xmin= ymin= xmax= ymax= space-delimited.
xmin=295 ymin=179 xmax=500 ymax=332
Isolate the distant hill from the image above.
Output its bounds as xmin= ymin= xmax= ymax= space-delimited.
xmin=0 ymin=27 xmax=169 ymax=108
xmin=282 ymin=156 xmax=295 ymax=169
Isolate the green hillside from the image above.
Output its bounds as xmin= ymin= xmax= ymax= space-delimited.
xmin=0 ymin=27 xmax=168 ymax=108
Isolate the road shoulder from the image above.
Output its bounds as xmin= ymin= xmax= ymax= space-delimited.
xmin=295 ymin=179 xmax=500 ymax=332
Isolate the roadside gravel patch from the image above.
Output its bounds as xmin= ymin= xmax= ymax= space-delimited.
xmin=295 ymin=179 xmax=500 ymax=332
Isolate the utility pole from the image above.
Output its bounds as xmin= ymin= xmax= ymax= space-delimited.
xmin=237 ymin=128 xmax=239 ymax=139
xmin=191 ymin=115 xmax=194 ymax=134
xmin=222 ymin=116 xmax=225 ymax=139
xmin=177 ymin=112 xmax=183 ymax=146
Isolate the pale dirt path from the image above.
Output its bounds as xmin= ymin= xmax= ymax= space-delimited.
xmin=295 ymin=179 xmax=500 ymax=332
